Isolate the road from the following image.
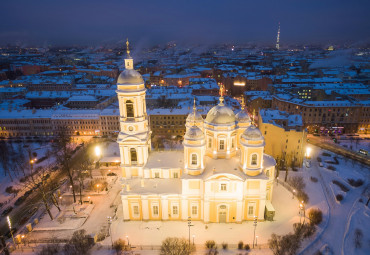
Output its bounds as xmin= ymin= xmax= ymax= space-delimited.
xmin=307 ymin=135 xmax=370 ymax=166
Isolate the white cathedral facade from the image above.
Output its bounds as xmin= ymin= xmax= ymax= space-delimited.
xmin=117 ymin=47 xmax=276 ymax=223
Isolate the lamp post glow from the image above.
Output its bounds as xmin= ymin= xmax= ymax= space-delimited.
xmin=292 ymin=189 xmax=296 ymax=199
xmin=306 ymin=147 xmax=312 ymax=159
xmin=126 ymin=235 xmax=130 ymax=247
xmin=95 ymin=146 xmax=101 ymax=157
xmin=7 ymin=216 xmax=16 ymax=249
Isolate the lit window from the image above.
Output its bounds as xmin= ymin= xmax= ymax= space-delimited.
xmin=221 ymin=184 xmax=227 ymax=191
xmin=155 ymin=172 xmax=160 ymax=178
xmin=251 ymin=154 xmax=257 ymax=165
xmin=133 ymin=205 xmax=139 ymax=215
xmin=172 ymin=206 xmax=178 ymax=215
xmin=231 ymin=138 xmax=235 ymax=148
xmin=219 ymin=140 xmax=225 ymax=150
xmin=173 ymin=172 xmax=178 ymax=178
xmin=126 ymin=100 xmax=134 ymax=117
xmin=130 ymin=148 xmax=137 ymax=163
xmin=153 ymin=205 xmax=159 ymax=216
xmin=192 ymin=205 xmax=198 ymax=216
xmin=247 ymin=203 xmax=255 ymax=217
xmin=208 ymin=138 xmax=212 ymax=148
xmin=191 ymin=154 xmax=197 ymax=165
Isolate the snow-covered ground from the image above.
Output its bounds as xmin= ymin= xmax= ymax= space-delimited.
xmin=0 ymin=141 xmax=55 ymax=204
xmin=297 ymin=145 xmax=370 ymax=255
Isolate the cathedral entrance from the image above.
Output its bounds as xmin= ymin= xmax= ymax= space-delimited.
xmin=219 ymin=205 xmax=227 ymax=223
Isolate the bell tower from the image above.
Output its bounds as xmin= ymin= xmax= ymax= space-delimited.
xmin=117 ymin=39 xmax=151 ymax=179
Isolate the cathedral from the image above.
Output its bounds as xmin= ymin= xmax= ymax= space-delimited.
xmin=117 ymin=43 xmax=276 ymax=223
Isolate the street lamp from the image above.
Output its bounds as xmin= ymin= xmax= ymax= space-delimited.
xmin=299 ymin=201 xmax=305 ymax=224
xmin=96 ymin=184 xmax=100 ymax=193
xmin=256 ymin=235 xmax=258 ymax=247
xmin=126 ymin=235 xmax=130 ymax=247
xmin=253 ymin=216 xmax=258 ymax=248
xmin=188 ymin=217 xmax=194 ymax=248
xmin=192 ymin=234 xmax=195 ymax=245
xmin=7 ymin=216 xmax=16 ymax=249
xmin=292 ymin=189 xmax=296 ymax=199
xmin=107 ymin=216 xmax=113 ymax=248
xmin=276 ymin=176 xmax=279 ymax=186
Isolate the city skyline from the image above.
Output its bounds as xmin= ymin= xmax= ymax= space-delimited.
xmin=0 ymin=0 xmax=369 ymax=46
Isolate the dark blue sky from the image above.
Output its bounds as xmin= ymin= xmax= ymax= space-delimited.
xmin=0 ymin=0 xmax=369 ymax=46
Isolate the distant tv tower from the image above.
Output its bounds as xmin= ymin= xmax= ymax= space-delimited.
xmin=276 ymin=22 xmax=280 ymax=50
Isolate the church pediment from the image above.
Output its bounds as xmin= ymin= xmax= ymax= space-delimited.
xmin=205 ymin=173 xmax=243 ymax=182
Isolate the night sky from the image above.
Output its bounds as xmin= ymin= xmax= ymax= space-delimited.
xmin=0 ymin=0 xmax=369 ymax=46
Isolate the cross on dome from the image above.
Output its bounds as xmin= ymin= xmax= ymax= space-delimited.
xmin=126 ymin=38 xmax=131 ymax=58
xmin=219 ymin=84 xmax=225 ymax=105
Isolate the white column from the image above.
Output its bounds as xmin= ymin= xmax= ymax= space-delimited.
xmin=142 ymin=197 xmax=149 ymax=220
xmin=236 ymin=201 xmax=243 ymax=222
xmin=258 ymin=199 xmax=266 ymax=220
xmin=162 ymin=197 xmax=169 ymax=220
xmin=204 ymin=200 xmax=210 ymax=223
xmin=181 ymin=196 xmax=188 ymax=220
xmin=122 ymin=197 xmax=130 ymax=220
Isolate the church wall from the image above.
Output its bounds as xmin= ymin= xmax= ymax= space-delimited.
xmin=208 ymin=200 xmax=238 ymax=223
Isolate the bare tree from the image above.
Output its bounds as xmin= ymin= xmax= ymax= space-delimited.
xmin=64 ymin=229 xmax=93 ymax=255
xmin=0 ymin=140 xmax=15 ymax=181
xmin=23 ymin=162 xmax=54 ymax=220
xmin=54 ymin=127 xmax=77 ymax=203
xmin=160 ymin=237 xmax=193 ymax=255
xmin=74 ymin=150 xmax=91 ymax=205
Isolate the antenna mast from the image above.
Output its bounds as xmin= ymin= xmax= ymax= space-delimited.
xmin=276 ymin=22 xmax=280 ymax=50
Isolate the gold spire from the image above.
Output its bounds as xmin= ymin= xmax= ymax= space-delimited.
xmin=241 ymin=97 xmax=245 ymax=110
xmin=252 ymin=109 xmax=256 ymax=125
xmin=192 ymin=97 xmax=197 ymax=126
xmin=126 ymin=38 xmax=131 ymax=58
xmin=219 ymin=84 xmax=225 ymax=105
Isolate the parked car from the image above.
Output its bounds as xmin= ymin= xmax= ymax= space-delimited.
xmin=319 ymin=162 xmax=324 ymax=167
xmin=1 ymin=206 xmax=13 ymax=217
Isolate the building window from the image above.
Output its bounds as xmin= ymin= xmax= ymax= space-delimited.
xmin=208 ymin=138 xmax=212 ymax=148
xmin=172 ymin=206 xmax=178 ymax=215
xmin=173 ymin=172 xmax=178 ymax=178
xmin=191 ymin=154 xmax=197 ymax=165
xmin=231 ymin=138 xmax=235 ymax=148
xmin=133 ymin=205 xmax=139 ymax=216
xmin=155 ymin=172 xmax=160 ymax=178
xmin=247 ymin=202 xmax=255 ymax=217
xmin=266 ymin=169 xmax=270 ymax=177
xmin=220 ymin=183 xmax=227 ymax=191
xmin=130 ymin=148 xmax=137 ymax=163
xmin=191 ymin=205 xmax=198 ymax=216
xmin=219 ymin=140 xmax=225 ymax=150
xmin=152 ymin=205 xmax=159 ymax=216
xmin=126 ymin=100 xmax=134 ymax=117
xmin=251 ymin=154 xmax=257 ymax=165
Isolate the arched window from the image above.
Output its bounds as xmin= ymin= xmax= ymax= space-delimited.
xmin=130 ymin=148 xmax=137 ymax=163
xmin=191 ymin=153 xmax=197 ymax=166
xmin=251 ymin=154 xmax=258 ymax=166
xmin=126 ymin=100 xmax=134 ymax=118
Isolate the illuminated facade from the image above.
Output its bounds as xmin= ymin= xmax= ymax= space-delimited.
xmin=118 ymin=49 xmax=276 ymax=223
